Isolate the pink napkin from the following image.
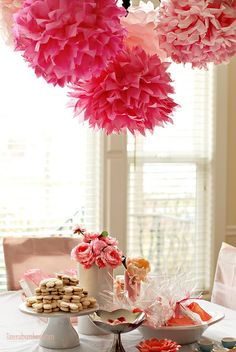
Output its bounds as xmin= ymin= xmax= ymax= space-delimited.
xmin=20 ymin=268 xmax=79 ymax=297
xmin=19 ymin=269 xmax=51 ymax=296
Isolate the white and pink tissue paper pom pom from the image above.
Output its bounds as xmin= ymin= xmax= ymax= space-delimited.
xmin=13 ymin=0 xmax=126 ymax=87
xmin=69 ymin=46 xmax=178 ymax=136
xmin=0 ymin=0 xmax=23 ymax=45
xmin=155 ymin=0 xmax=236 ymax=69
xmin=121 ymin=4 xmax=166 ymax=59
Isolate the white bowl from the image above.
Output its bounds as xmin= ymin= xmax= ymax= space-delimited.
xmin=139 ymin=311 xmax=224 ymax=345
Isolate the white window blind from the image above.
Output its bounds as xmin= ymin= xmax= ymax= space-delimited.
xmin=0 ymin=40 xmax=102 ymax=291
xmin=127 ymin=63 xmax=215 ymax=290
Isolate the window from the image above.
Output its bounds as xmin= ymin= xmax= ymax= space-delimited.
xmin=126 ymin=63 xmax=223 ymax=290
xmin=0 ymin=40 xmax=227 ymax=293
xmin=103 ymin=63 xmax=227 ymax=292
xmin=0 ymin=41 xmax=102 ymax=290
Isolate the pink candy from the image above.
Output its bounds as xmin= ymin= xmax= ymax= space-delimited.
xmin=107 ymin=316 xmax=127 ymax=325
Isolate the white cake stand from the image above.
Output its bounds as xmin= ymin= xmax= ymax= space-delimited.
xmin=19 ymin=302 xmax=98 ymax=350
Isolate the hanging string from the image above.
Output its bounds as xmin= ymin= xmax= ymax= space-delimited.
xmin=134 ymin=134 xmax=137 ymax=171
xmin=122 ymin=0 xmax=131 ymax=10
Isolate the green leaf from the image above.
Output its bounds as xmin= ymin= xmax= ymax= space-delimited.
xmin=101 ymin=230 xmax=109 ymax=237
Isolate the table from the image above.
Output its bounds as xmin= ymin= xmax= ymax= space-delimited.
xmin=0 ymin=291 xmax=235 ymax=352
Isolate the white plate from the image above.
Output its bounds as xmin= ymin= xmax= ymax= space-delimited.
xmin=139 ymin=311 xmax=224 ymax=345
xmin=19 ymin=302 xmax=98 ymax=318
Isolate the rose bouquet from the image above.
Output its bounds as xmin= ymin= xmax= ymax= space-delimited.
xmin=71 ymin=225 xmax=123 ymax=270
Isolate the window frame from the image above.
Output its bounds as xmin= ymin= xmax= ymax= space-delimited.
xmin=102 ymin=64 xmax=228 ymax=286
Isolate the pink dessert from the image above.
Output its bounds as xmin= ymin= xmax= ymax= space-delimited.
xmin=107 ymin=316 xmax=127 ymax=325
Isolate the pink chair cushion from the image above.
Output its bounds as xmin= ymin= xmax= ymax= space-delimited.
xmin=3 ymin=237 xmax=78 ymax=291
xmin=211 ymin=242 xmax=236 ymax=310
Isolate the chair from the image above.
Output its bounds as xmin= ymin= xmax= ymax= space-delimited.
xmin=3 ymin=236 xmax=78 ymax=291
xmin=211 ymin=242 xmax=236 ymax=310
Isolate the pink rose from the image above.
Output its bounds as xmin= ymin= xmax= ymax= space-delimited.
xmin=101 ymin=236 xmax=118 ymax=246
xmin=83 ymin=232 xmax=100 ymax=242
xmin=92 ymin=238 xmax=107 ymax=256
xmin=71 ymin=243 xmax=95 ymax=268
xmin=81 ymin=257 xmax=95 ymax=269
xmin=101 ymin=246 xmax=122 ymax=268
xmin=73 ymin=224 xmax=86 ymax=234
xmin=95 ymin=255 xmax=107 ymax=269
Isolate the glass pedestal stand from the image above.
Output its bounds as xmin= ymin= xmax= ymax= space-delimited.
xmin=110 ymin=332 xmax=126 ymax=352
xmin=89 ymin=309 xmax=145 ymax=352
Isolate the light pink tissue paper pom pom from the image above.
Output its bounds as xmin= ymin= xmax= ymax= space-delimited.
xmin=69 ymin=46 xmax=178 ymax=136
xmin=155 ymin=0 xmax=236 ymax=69
xmin=13 ymin=0 xmax=126 ymax=87
xmin=121 ymin=5 xmax=166 ymax=59
xmin=0 ymin=0 xmax=23 ymax=45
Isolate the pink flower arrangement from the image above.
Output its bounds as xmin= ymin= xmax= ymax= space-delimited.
xmin=71 ymin=227 xmax=122 ymax=269
xmin=137 ymin=338 xmax=181 ymax=352
xmin=13 ymin=0 xmax=126 ymax=86
xmin=69 ymin=46 xmax=178 ymax=135
xmin=155 ymin=0 xmax=236 ymax=69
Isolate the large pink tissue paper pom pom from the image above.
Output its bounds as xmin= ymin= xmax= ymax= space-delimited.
xmin=69 ymin=46 xmax=178 ymax=136
xmin=121 ymin=5 xmax=166 ymax=59
xmin=155 ymin=0 xmax=236 ymax=69
xmin=0 ymin=0 xmax=23 ymax=45
xmin=13 ymin=0 xmax=126 ymax=87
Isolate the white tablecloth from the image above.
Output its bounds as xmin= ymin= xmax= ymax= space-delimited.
xmin=0 ymin=291 xmax=236 ymax=352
